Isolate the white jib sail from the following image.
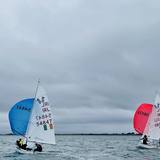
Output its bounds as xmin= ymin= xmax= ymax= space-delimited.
xmin=25 ymin=83 xmax=56 ymax=144
xmin=143 ymin=93 xmax=160 ymax=140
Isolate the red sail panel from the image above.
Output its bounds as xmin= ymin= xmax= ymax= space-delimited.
xmin=133 ymin=103 xmax=153 ymax=134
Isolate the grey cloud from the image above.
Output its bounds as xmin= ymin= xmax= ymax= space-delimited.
xmin=0 ymin=0 xmax=160 ymax=133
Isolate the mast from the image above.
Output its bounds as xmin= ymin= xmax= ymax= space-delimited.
xmin=34 ymin=79 xmax=40 ymax=100
xmin=25 ymin=79 xmax=40 ymax=140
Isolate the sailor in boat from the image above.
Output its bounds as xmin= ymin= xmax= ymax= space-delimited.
xmin=142 ymin=135 xmax=148 ymax=145
xmin=16 ymin=138 xmax=26 ymax=149
xmin=16 ymin=138 xmax=32 ymax=151
xmin=16 ymin=138 xmax=22 ymax=147
xmin=33 ymin=143 xmax=42 ymax=152
xmin=16 ymin=138 xmax=25 ymax=148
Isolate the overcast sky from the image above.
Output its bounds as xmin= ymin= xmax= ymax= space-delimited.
xmin=0 ymin=0 xmax=160 ymax=134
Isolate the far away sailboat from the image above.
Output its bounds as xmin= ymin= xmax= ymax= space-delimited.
xmin=137 ymin=93 xmax=160 ymax=149
xmin=16 ymin=81 xmax=56 ymax=153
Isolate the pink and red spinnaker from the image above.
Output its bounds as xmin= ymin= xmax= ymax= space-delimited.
xmin=133 ymin=103 xmax=153 ymax=134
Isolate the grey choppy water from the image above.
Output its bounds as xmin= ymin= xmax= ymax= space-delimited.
xmin=0 ymin=135 xmax=159 ymax=160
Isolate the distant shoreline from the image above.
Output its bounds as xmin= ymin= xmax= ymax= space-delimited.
xmin=56 ymin=133 xmax=140 ymax=136
xmin=0 ymin=132 xmax=141 ymax=136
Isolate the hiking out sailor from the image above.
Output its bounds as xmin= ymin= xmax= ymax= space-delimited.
xmin=34 ymin=143 xmax=42 ymax=152
xmin=16 ymin=138 xmax=27 ymax=150
xmin=16 ymin=138 xmax=24 ymax=148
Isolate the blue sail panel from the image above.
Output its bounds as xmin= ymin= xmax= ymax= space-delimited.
xmin=8 ymin=98 xmax=34 ymax=135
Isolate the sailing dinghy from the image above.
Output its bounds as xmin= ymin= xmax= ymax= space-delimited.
xmin=16 ymin=81 xmax=56 ymax=153
xmin=137 ymin=93 xmax=160 ymax=149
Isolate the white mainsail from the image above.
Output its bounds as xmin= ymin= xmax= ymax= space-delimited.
xmin=143 ymin=93 xmax=160 ymax=140
xmin=25 ymin=82 xmax=56 ymax=144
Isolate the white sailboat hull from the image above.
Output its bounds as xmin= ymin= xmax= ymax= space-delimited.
xmin=16 ymin=147 xmax=44 ymax=154
xmin=16 ymin=147 xmax=34 ymax=154
xmin=137 ymin=142 xmax=158 ymax=149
